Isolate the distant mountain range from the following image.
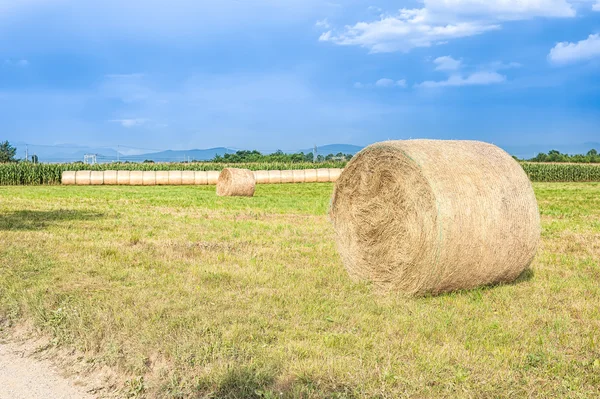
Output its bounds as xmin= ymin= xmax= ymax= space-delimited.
xmin=13 ymin=142 xmax=600 ymax=163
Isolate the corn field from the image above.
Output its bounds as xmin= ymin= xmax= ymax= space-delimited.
xmin=1 ymin=161 xmax=599 ymax=185
xmin=0 ymin=162 xmax=348 ymax=185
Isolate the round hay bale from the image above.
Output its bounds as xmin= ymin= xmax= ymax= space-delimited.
xmin=130 ymin=171 xmax=143 ymax=186
xmin=292 ymin=169 xmax=305 ymax=183
xmin=117 ymin=171 xmax=130 ymax=185
xmin=280 ymin=170 xmax=294 ymax=183
xmin=62 ymin=171 xmax=76 ymax=185
xmin=104 ymin=170 xmax=118 ymax=185
xmin=216 ymin=168 xmax=255 ymax=197
xmin=207 ymin=171 xmax=220 ymax=185
xmin=254 ymin=170 xmax=270 ymax=184
xmin=329 ymin=140 xmax=541 ymax=296
xmin=268 ymin=170 xmax=282 ymax=184
xmin=329 ymin=168 xmax=342 ymax=182
xmin=304 ymin=169 xmax=317 ymax=183
xmin=90 ymin=171 xmax=104 ymax=185
xmin=75 ymin=171 xmax=91 ymax=185
xmin=156 ymin=171 xmax=169 ymax=185
xmin=194 ymin=171 xmax=208 ymax=185
xmin=169 ymin=171 xmax=182 ymax=185
xmin=316 ymin=168 xmax=330 ymax=182
xmin=181 ymin=171 xmax=195 ymax=185
xmin=143 ymin=171 xmax=156 ymax=186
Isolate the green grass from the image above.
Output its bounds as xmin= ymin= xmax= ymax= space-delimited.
xmin=0 ymin=183 xmax=599 ymax=398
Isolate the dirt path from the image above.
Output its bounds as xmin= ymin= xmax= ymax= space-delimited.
xmin=0 ymin=341 xmax=94 ymax=399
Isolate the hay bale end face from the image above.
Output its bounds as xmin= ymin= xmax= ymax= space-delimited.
xmin=216 ymin=168 xmax=256 ymax=197
xmin=329 ymin=140 xmax=541 ymax=296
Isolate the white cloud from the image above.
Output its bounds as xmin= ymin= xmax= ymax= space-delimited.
xmin=315 ymin=18 xmax=330 ymax=29
xmin=548 ymin=34 xmax=600 ymax=64
xmin=434 ymin=55 xmax=462 ymax=70
xmin=417 ymin=71 xmax=506 ymax=88
xmin=355 ymin=78 xmax=407 ymax=88
xmin=110 ymin=118 xmax=147 ymax=127
xmin=320 ymin=0 xmax=576 ymax=53
xmin=4 ymin=59 xmax=29 ymax=67
xmin=594 ymin=1 xmax=600 ymax=11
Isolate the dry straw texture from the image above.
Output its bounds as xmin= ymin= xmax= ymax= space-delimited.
xmin=169 ymin=171 xmax=182 ymax=185
xmin=216 ymin=168 xmax=256 ymax=197
xmin=75 ymin=171 xmax=91 ymax=185
xmin=280 ymin=170 xmax=294 ymax=183
xmin=129 ymin=171 xmax=143 ymax=186
xmin=330 ymin=140 xmax=541 ymax=296
xmin=61 ymin=171 xmax=76 ymax=185
xmin=156 ymin=171 xmax=169 ymax=185
xmin=329 ymin=168 xmax=342 ymax=182
xmin=268 ymin=170 xmax=282 ymax=184
xmin=181 ymin=171 xmax=195 ymax=185
xmin=207 ymin=171 xmax=220 ymax=185
xmin=317 ymin=168 xmax=330 ymax=182
xmin=194 ymin=171 xmax=208 ymax=185
xmin=304 ymin=169 xmax=317 ymax=183
xmin=143 ymin=171 xmax=156 ymax=186
xmin=117 ymin=171 xmax=130 ymax=185
xmin=90 ymin=171 xmax=104 ymax=185
xmin=104 ymin=171 xmax=118 ymax=185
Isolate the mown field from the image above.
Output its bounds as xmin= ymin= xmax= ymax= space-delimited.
xmin=0 ymin=183 xmax=599 ymax=398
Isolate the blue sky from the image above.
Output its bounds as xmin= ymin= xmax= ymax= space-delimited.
xmin=1 ymin=0 xmax=599 ymax=153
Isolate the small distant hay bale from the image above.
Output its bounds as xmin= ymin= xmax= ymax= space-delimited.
xmin=62 ymin=171 xmax=76 ymax=185
xmin=130 ymin=171 xmax=143 ymax=185
xmin=280 ymin=170 xmax=294 ymax=183
xmin=254 ymin=170 xmax=270 ymax=184
xmin=181 ymin=171 xmax=195 ymax=185
xmin=194 ymin=171 xmax=208 ymax=185
xmin=156 ymin=171 xmax=169 ymax=185
xmin=268 ymin=170 xmax=282 ymax=184
xmin=316 ymin=168 xmax=330 ymax=183
xmin=304 ymin=169 xmax=317 ymax=183
xmin=329 ymin=168 xmax=342 ymax=182
xmin=207 ymin=171 xmax=220 ymax=185
xmin=143 ymin=171 xmax=156 ymax=186
xmin=329 ymin=139 xmax=541 ymax=296
xmin=75 ymin=171 xmax=91 ymax=185
xmin=169 ymin=171 xmax=182 ymax=185
xmin=216 ymin=168 xmax=256 ymax=197
xmin=104 ymin=171 xmax=118 ymax=185
xmin=292 ymin=170 xmax=305 ymax=183
xmin=117 ymin=171 xmax=130 ymax=185
xmin=90 ymin=171 xmax=104 ymax=185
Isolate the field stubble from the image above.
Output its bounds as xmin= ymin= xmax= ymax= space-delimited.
xmin=0 ymin=183 xmax=599 ymax=398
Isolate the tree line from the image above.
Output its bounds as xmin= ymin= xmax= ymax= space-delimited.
xmin=526 ymin=149 xmax=599 ymax=163
xmin=211 ymin=150 xmax=353 ymax=163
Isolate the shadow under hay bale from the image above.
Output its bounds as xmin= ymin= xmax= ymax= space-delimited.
xmin=329 ymin=139 xmax=541 ymax=296
xmin=217 ymin=168 xmax=256 ymax=197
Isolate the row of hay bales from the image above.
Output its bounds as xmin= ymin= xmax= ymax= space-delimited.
xmin=62 ymin=169 xmax=343 ymax=185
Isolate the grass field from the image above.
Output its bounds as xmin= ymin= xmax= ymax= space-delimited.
xmin=0 ymin=183 xmax=599 ymax=398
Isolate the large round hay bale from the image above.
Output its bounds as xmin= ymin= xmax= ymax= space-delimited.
xmin=117 ymin=171 xmax=130 ymax=185
xmin=207 ymin=171 xmax=220 ymax=185
xmin=130 ymin=171 xmax=143 ymax=186
xmin=62 ymin=171 xmax=76 ymax=185
xmin=90 ymin=171 xmax=104 ymax=185
xmin=169 ymin=171 xmax=182 ymax=185
xmin=143 ymin=171 xmax=156 ymax=186
xmin=268 ymin=170 xmax=282 ymax=184
xmin=75 ymin=171 xmax=91 ymax=185
xmin=292 ymin=169 xmax=305 ymax=183
xmin=181 ymin=171 xmax=195 ymax=185
xmin=329 ymin=140 xmax=541 ymax=296
xmin=329 ymin=168 xmax=342 ymax=182
xmin=254 ymin=170 xmax=270 ymax=184
xmin=316 ymin=168 xmax=330 ymax=182
xmin=216 ymin=168 xmax=255 ymax=197
xmin=194 ymin=171 xmax=208 ymax=185
xmin=280 ymin=170 xmax=294 ymax=183
xmin=156 ymin=171 xmax=169 ymax=185
xmin=104 ymin=171 xmax=118 ymax=185
xmin=304 ymin=169 xmax=317 ymax=183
